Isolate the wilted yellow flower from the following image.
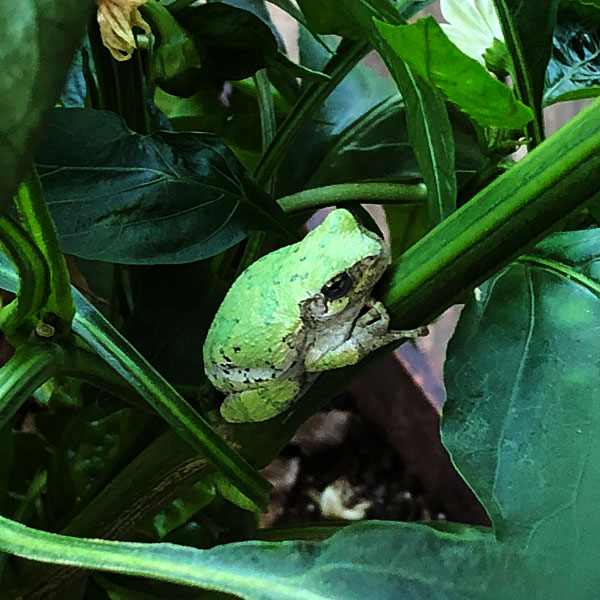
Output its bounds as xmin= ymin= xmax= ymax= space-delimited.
xmin=96 ymin=0 xmax=151 ymax=61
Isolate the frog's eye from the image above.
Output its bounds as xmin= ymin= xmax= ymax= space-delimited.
xmin=321 ymin=272 xmax=352 ymax=300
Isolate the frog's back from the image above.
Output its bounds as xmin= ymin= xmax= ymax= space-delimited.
xmin=204 ymin=243 xmax=310 ymax=371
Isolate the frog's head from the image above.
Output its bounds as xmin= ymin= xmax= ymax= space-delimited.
xmin=299 ymin=209 xmax=389 ymax=323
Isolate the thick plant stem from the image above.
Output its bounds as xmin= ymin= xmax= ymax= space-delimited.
xmin=14 ymin=168 xmax=75 ymax=328
xmin=381 ymin=97 xmax=600 ymax=327
xmin=278 ymin=182 xmax=427 ymax=214
xmin=0 ymin=215 xmax=49 ymax=340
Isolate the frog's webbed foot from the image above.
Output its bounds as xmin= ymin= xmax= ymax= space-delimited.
xmin=357 ymin=298 xmax=428 ymax=340
xmin=305 ymin=298 xmax=427 ymax=372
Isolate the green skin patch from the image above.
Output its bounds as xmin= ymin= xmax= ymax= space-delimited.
xmin=203 ymin=209 xmax=424 ymax=423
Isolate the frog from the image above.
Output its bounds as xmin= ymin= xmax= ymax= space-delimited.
xmin=203 ymin=208 xmax=426 ymax=423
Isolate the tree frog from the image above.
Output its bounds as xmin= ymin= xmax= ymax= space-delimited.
xmin=203 ymin=209 xmax=426 ymax=423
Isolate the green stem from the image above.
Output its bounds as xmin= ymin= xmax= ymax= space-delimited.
xmin=14 ymin=168 xmax=75 ymax=329
xmin=0 ymin=215 xmax=49 ymax=341
xmin=237 ymin=69 xmax=279 ymax=277
xmin=277 ymin=182 xmax=427 ymax=214
xmin=0 ymin=342 xmax=64 ymax=430
xmin=253 ymin=39 xmax=369 ymax=187
xmin=254 ymin=68 xmax=277 ymax=195
xmin=87 ymin=12 xmax=148 ymax=134
xmin=254 ymin=70 xmax=277 ymax=154
xmin=493 ymin=0 xmax=546 ymax=149
xmin=87 ymin=13 xmax=119 ymax=114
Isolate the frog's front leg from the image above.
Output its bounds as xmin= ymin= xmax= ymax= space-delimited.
xmin=220 ymin=378 xmax=301 ymax=423
xmin=305 ymin=299 xmax=427 ymax=372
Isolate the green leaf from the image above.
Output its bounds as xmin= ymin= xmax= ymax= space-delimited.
xmin=0 ymin=0 xmax=91 ymax=211
xmin=306 ymin=96 xmax=418 ymax=186
xmin=442 ymin=229 xmax=600 ymax=595
xmin=296 ymin=0 xmax=427 ymax=39
xmin=60 ymin=45 xmax=88 ymax=108
xmin=375 ymin=18 xmax=534 ymax=130
xmin=178 ymin=3 xmax=321 ymax=83
xmin=493 ymin=0 xmax=559 ymax=145
xmin=384 ymin=59 xmax=456 ymax=224
xmin=278 ymin=30 xmax=413 ymax=193
xmin=559 ymin=0 xmax=600 ymax=23
xmin=1 ymin=515 xmax=527 ymax=599
xmin=255 ymin=38 xmax=370 ymax=189
xmin=544 ymin=22 xmax=600 ymax=104
xmin=36 ymin=108 xmax=292 ymax=264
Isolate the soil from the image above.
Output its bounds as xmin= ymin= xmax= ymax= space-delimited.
xmin=261 ymin=348 xmax=490 ymax=529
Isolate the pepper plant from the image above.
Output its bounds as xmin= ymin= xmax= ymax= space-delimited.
xmin=1 ymin=0 xmax=600 ymax=598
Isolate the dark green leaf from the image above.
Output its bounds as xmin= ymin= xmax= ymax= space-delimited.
xmin=178 ymin=3 xmax=315 ymax=83
xmin=559 ymin=0 xmax=600 ymax=24
xmin=544 ymin=22 xmax=600 ymax=104
xmin=306 ymin=97 xmax=419 ymax=187
xmin=36 ymin=108 xmax=291 ymax=265
xmin=443 ymin=229 xmax=600 ymax=596
xmin=296 ymin=0 xmax=425 ymax=39
xmin=493 ymin=0 xmax=559 ymax=145
xmin=0 ymin=0 xmax=91 ymax=211
xmin=376 ymin=18 xmax=534 ymax=130
xmin=214 ymin=0 xmax=286 ymax=45
xmin=278 ymin=31 xmax=408 ymax=194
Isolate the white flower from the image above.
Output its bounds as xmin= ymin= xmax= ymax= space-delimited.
xmin=440 ymin=0 xmax=504 ymax=66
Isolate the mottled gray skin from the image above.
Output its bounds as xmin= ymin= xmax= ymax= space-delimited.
xmin=203 ymin=209 xmax=424 ymax=422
